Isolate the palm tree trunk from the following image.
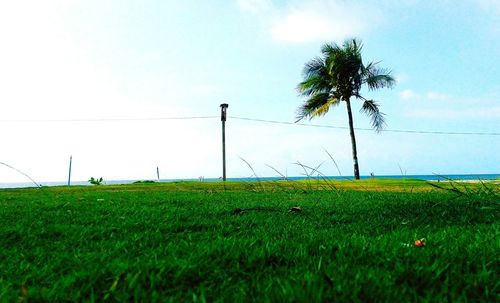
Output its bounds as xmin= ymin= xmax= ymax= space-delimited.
xmin=345 ymin=99 xmax=360 ymax=179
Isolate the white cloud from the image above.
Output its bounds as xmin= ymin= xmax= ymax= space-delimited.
xmin=400 ymin=89 xmax=452 ymax=102
xmin=399 ymin=89 xmax=418 ymax=100
xmin=237 ymin=0 xmax=272 ymax=14
xmin=271 ymin=9 xmax=365 ymax=43
xmin=426 ymin=91 xmax=451 ymax=101
xmin=394 ymin=73 xmax=409 ymax=84
xmin=478 ymin=0 xmax=500 ymax=14
xmin=400 ymin=88 xmax=500 ymax=120
xmin=476 ymin=0 xmax=500 ymax=32
xmin=238 ymin=0 xmax=382 ymax=44
xmin=407 ymin=106 xmax=500 ymax=119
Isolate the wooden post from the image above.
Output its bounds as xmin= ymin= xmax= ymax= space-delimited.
xmin=220 ymin=103 xmax=228 ymax=181
xmin=67 ymin=155 xmax=72 ymax=186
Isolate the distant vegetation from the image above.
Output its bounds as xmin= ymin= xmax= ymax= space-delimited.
xmin=132 ymin=180 xmax=157 ymax=184
xmin=0 ymin=180 xmax=498 ymax=301
xmin=88 ymin=177 xmax=104 ymax=185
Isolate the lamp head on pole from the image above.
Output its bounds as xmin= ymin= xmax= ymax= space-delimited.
xmin=220 ymin=103 xmax=228 ymax=121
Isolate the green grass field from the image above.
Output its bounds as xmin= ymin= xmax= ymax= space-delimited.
xmin=0 ymin=180 xmax=498 ymax=302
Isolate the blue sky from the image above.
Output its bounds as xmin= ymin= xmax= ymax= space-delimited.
xmin=0 ymin=0 xmax=499 ymax=183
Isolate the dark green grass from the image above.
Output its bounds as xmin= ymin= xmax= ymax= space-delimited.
xmin=0 ymin=181 xmax=498 ymax=302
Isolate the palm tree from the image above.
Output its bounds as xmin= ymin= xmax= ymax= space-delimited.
xmin=296 ymin=38 xmax=395 ymax=179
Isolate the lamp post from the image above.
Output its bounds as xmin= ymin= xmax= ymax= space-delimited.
xmin=220 ymin=103 xmax=228 ymax=181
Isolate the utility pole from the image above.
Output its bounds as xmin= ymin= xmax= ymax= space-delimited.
xmin=67 ymin=155 xmax=72 ymax=186
xmin=220 ymin=103 xmax=228 ymax=181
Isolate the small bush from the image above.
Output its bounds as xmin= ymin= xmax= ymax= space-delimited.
xmin=88 ymin=177 xmax=104 ymax=185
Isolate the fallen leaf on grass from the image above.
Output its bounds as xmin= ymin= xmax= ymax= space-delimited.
xmin=414 ymin=238 xmax=426 ymax=247
xmin=401 ymin=238 xmax=427 ymax=248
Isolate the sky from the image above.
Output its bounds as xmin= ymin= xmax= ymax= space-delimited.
xmin=0 ymin=0 xmax=499 ymax=183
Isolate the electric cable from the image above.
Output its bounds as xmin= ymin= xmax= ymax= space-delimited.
xmin=0 ymin=114 xmax=498 ymax=136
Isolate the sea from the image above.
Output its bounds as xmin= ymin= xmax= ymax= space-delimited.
xmin=0 ymin=174 xmax=499 ymax=189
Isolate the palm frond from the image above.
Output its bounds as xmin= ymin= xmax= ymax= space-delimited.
xmin=302 ymin=57 xmax=325 ymax=78
xmin=311 ymin=97 xmax=340 ymax=117
xmin=363 ymin=63 xmax=395 ymax=90
xmin=366 ymin=74 xmax=395 ymax=90
xmin=321 ymin=42 xmax=342 ymax=58
xmin=295 ymin=92 xmax=330 ymax=122
xmin=344 ymin=38 xmax=363 ymax=55
xmin=324 ymin=39 xmax=364 ymax=98
xmin=297 ymin=74 xmax=331 ymax=97
xmin=360 ymin=100 xmax=386 ymax=132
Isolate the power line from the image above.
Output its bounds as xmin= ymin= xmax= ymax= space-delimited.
xmin=0 ymin=116 xmax=218 ymax=123
xmin=0 ymin=114 xmax=498 ymax=136
xmin=230 ymin=116 xmax=500 ymax=136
